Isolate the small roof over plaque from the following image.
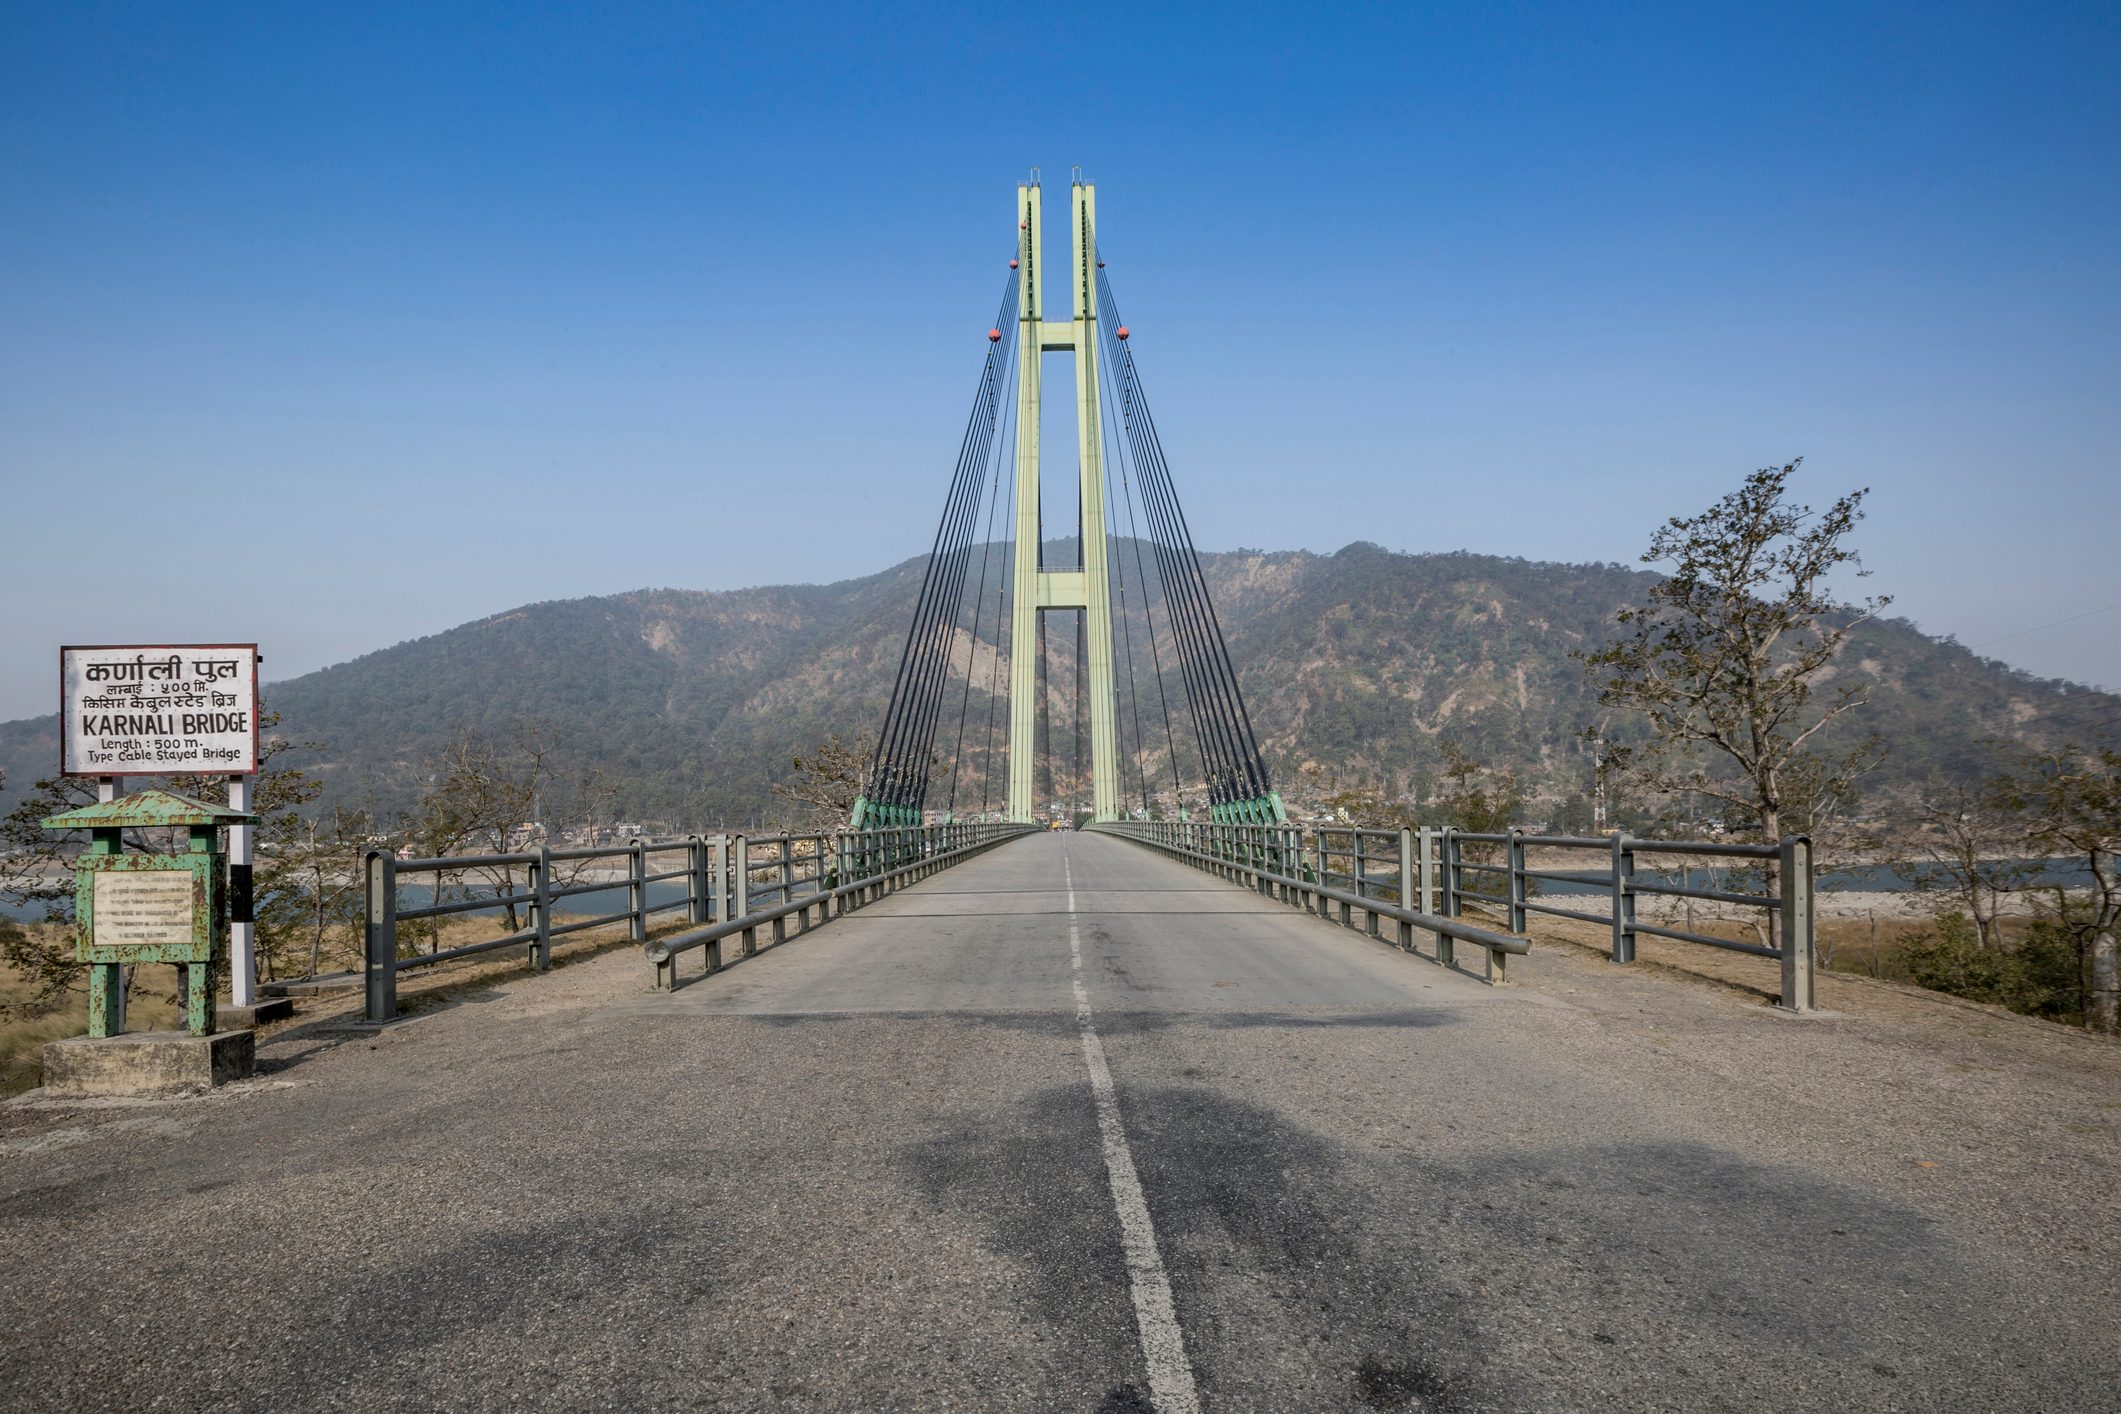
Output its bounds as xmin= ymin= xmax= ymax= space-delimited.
xmin=45 ymin=788 xmax=257 ymax=831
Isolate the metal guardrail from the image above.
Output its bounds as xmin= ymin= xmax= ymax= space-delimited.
xmin=1091 ymin=819 xmax=1818 ymax=1010
xmin=364 ymin=824 xmax=1035 ymax=1021
xmin=364 ymin=835 xmax=706 ymax=1023
xmin=1450 ymin=828 xmax=1816 ymax=1010
xmin=1089 ymin=820 xmax=1530 ymax=984
xmin=361 ymin=814 xmax=1815 ymax=1016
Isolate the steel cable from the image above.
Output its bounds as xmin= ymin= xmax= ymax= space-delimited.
xmin=1099 ymin=292 xmax=1243 ymax=803
xmin=1098 ymin=268 xmax=1273 ymax=809
xmin=867 ymin=270 xmax=1019 ymax=813
xmin=945 ymin=366 xmax=1017 ymax=815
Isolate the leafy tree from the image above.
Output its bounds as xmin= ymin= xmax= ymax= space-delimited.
xmin=1993 ymin=745 xmax=2120 ymax=1033
xmin=1579 ymin=460 xmax=1890 ymax=848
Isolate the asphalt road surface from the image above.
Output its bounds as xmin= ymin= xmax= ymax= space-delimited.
xmin=3 ymin=831 xmax=2116 ymax=1411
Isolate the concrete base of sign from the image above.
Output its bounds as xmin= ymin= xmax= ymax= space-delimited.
xmin=262 ymin=972 xmax=359 ymax=998
xmin=216 ymin=997 xmax=296 ymax=1029
xmin=40 ymin=1029 xmax=255 ymax=1097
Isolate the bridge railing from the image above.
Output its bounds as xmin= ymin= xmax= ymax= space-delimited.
xmin=738 ymin=833 xmax=835 ymax=913
xmin=642 ymin=821 xmax=1038 ymax=992
xmin=1088 ymin=819 xmax=1530 ymax=984
xmin=363 ymin=835 xmax=717 ymax=1023
xmin=362 ymin=826 xmax=1016 ymax=1023
xmin=1451 ymin=829 xmax=1814 ymax=1010
xmin=1314 ymin=826 xmax=1408 ymax=907
xmin=1090 ymin=819 xmax=1817 ymax=1011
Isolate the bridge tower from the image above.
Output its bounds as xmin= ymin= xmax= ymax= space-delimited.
xmin=1007 ymin=176 xmax=1119 ymax=823
xmin=852 ymin=173 xmax=1284 ymax=831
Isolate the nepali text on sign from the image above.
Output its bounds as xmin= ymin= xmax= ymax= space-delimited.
xmin=61 ymin=645 xmax=260 ymax=775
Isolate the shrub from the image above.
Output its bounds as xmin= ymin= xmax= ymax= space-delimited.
xmin=1900 ymin=907 xmax=2085 ymax=1023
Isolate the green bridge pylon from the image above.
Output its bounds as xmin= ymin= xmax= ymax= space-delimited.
xmin=1007 ymin=176 xmax=1121 ymax=824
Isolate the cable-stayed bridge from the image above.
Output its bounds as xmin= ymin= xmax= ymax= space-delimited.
xmin=6 ymin=175 xmax=2116 ymax=1414
xmin=856 ymin=173 xmax=1280 ymax=831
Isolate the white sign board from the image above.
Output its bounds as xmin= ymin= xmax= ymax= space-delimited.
xmin=62 ymin=644 xmax=259 ymax=776
xmin=93 ymin=871 xmax=196 ymax=948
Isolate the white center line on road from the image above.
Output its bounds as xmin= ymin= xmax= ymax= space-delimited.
xmin=1064 ymin=849 xmax=1202 ymax=1414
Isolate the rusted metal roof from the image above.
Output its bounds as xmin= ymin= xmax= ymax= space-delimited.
xmin=45 ymin=787 xmax=256 ymax=830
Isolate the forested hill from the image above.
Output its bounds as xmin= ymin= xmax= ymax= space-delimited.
xmin=2 ymin=542 xmax=2112 ymax=826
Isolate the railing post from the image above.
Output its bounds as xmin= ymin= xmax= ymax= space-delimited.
xmin=1778 ymin=835 xmax=1816 ymax=1013
xmin=835 ymin=832 xmax=852 ymax=913
xmin=1611 ymin=833 xmax=1636 ymax=964
xmin=1311 ymin=831 xmax=1327 ymax=915
xmin=1331 ymin=831 xmax=1348 ymax=928
xmin=775 ymin=845 xmax=794 ymax=941
xmin=808 ymin=833 xmax=825 ymax=924
xmin=1442 ymin=827 xmax=1462 ymax=918
xmin=364 ymin=849 xmax=398 ymax=1023
xmin=710 ymin=833 xmax=729 ymax=927
xmin=628 ymin=839 xmax=647 ymax=944
xmin=1417 ymin=825 xmax=1438 ymax=916
xmin=687 ymin=835 xmax=706 ymax=925
xmin=1395 ymin=827 xmax=1415 ymax=951
xmin=731 ymin=834 xmax=751 ymax=953
xmin=1507 ymin=828 xmax=1527 ymax=932
xmin=1360 ymin=833 xmax=1380 ymax=937
xmin=530 ymin=843 xmax=552 ymax=970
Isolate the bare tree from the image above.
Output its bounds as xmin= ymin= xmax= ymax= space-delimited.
xmin=1296 ymin=761 xmax=1414 ymax=830
xmin=1433 ymin=737 xmax=1520 ymax=835
xmin=1900 ymin=780 xmax=2039 ymax=952
xmin=403 ymin=725 xmax=559 ymax=933
xmin=259 ymin=803 xmax=382 ymax=979
xmin=1578 ymin=460 xmax=1890 ymax=847
xmin=770 ymin=732 xmax=873 ymax=833
xmin=1430 ymin=738 xmax=1521 ymax=908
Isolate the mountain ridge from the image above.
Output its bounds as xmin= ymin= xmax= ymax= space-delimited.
xmin=3 ymin=541 xmax=2112 ymax=826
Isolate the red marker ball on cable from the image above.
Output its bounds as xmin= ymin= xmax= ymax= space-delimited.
xmin=1116 ymin=326 xmax=1130 ymax=340
xmin=989 ymin=328 xmax=1002 ymax=343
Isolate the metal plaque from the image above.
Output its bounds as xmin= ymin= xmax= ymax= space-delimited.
xmin=91 ymin=870 xmax=197 ymax=949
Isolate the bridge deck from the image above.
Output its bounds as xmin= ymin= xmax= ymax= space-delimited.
xmin=2 ymin=831 xmax=2116 ymax=1411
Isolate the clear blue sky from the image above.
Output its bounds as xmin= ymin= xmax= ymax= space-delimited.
xmin=3 ymin=1 xmax=2117 ymax=723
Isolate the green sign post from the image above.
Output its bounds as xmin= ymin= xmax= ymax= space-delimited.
xmin=45 ymin=788 xmax=255 ymax=1038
